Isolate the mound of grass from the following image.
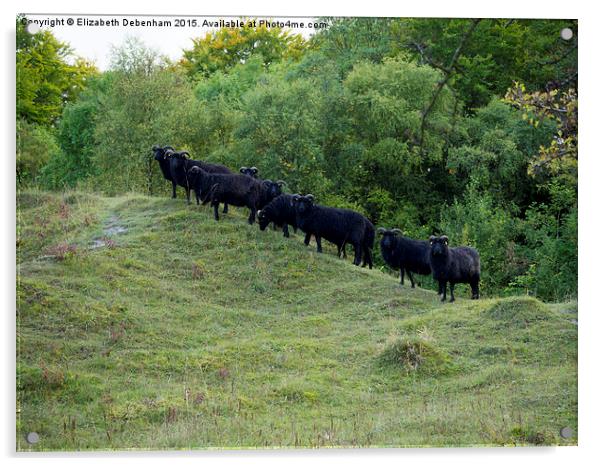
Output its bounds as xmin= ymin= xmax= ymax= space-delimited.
xmin=485 ymin=296 xmax=558 ymax=327
xmin=16 ymin=191 xmax=578 ymax=450
xmin=379 ymin=334 xmax=453 ymax=375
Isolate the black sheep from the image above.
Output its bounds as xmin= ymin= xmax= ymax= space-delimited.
xmin=429 ymin=235 xmax=481 ymax=302
xmin=378 ymin=228 xmax=431 ymax=288
xmin=257 ymin=194 xmax=301 ymax=238
xmin=292 ymin=194 xmax=373 ymax=268
xmin=188 ymin=167 xmax=284 ymax=224
xmin=164 ymin=150 xmax=232 ymax=211
xmin=152 ymin=145 xmax=176 ymax=197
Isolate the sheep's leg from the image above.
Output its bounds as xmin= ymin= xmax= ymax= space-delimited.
xmin=439 ymin=281 xmax=447 ymax=302
xmin=407 ymin=270 xmax=416 ymax=288
xmin=195 ymin=190 xmax=201 ymax=205
xmin=362 ymin=248 xmax=373 ymax=269
xmin=248 ymin=208 xmax=257 ymax=225
xmin=471 ymin=279 xmax=480 ymax=299
xmin=223 ymin=203 xmax=229 ymax=214
xmin=315 ymin=236 xmax=323 ymax=253
xmin=400 ymin=269 xmax=405 ymax=285
xmin=293 ymin=226 xmax=298 ymax=234
xmin=304 ymin=233 xmax=311 ymax=246
xmin=283 ymin=224 xmax=290 ymax=238
xmin=212 ymin=200 xmax=220 ymax=221
xmin=172 ymin=181 xmax=177 ymax=199
xmin=185 ymin=187 xmax=192 ymax=205
xmin=352 ymin=243 xmax=362 ymax=266
xmin=449 ymin=283 xmax=456 ymax=303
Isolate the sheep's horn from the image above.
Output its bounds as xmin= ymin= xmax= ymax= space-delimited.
xmin=391 ymin=228 xmax=403 ymax=235
xmin=441 ymin=235 xmax=449 ymax=243
xmin=305 ymin=194 xmax=315 ymax=202
xmin=240 ymin=167 xmax=247 ymax=173
xmin=377 ymin=227 xmax=386 ymax=235
xmin=251 ymin=167 xmax=258 ymax=172
xmin=276 ymin=180 xmax=287 ymax=186
xmin=292 ymin=194 xmax=301 ymax=201
xmin=429 ymin=235 xmax=436 ymax=242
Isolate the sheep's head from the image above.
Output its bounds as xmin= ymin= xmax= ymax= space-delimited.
xmin=262 ymin=179 xmax=285 ymax=200
xmin=240 ymin=166 xmax=259 ymax=178
xmin=378 ymin=228 xmax=403 ymax=249
xmin=257 ymin=209 xmax=270 ymax=231
xmin=292 ymin=194 xmax=314 ymax=215
xmin=187 ymin=166 xmax=204 ymax=184
xmin=153 ymin=145 xmax=174 ymax=161
xmin=429 ymin=235 xmax=449 ymax=256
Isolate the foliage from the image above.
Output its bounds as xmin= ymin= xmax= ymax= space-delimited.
xmin=504 ymin=82 xmax=577 ymax=183
xmin=16 ymin=17 xmax=97 ymax=126
xmin=88 ymin=39 xmax=207 ymax=195
xmin=180 ymin=23 xmax=307 ymax=78
xmin=401 ymin=18 xmax=577 ymax=110
xmin=16 ymin=119 xmax=61 ymax=185
xmin=39 ymin=74 xmax=114 ymax=189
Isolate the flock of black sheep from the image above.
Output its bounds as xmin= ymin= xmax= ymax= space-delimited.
xmin=153 ymin=145 xmax=481 ymax=302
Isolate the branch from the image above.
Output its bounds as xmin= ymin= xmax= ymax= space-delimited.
xmin=418 ymin=19 xmax=481 ymax=155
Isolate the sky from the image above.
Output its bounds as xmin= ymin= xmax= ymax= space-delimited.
xmin=22 ymin=14 xmax=320 ymax=70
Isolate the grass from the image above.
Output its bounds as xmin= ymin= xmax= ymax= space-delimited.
xmin=16 ymin=190 xmax=578 ymax=450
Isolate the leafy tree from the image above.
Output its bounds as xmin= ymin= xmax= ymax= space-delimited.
xmin=342 ymin=58 xmax=455 ymax=225
xmin=310 ymin=17 xmax=397 ymax=76
xmin=16 ymin=16 xmax=97 ymax=125
xmin=447 ymin=100 xmax=556 ymax=209
xmin=505 ymin=82 xmax=577 ymax=185
xmin=40 ymin=74 xmax=115 ymax=189
xmin=16 ymin=119 xmax=61 ymax=184
xmin=400 ymin=18 xmax=577 ymax=110
xmin=230 ymin=72 xmax=327 ymax=195
xmin=92 ymin=39 xmax=204 ymax=195
xmin=180 ymin=23 xmax=307 ymax=78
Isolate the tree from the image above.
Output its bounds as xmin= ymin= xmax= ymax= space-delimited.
xmin=401 ymin=18 xmax=578 ymax=111
xmin=180 ymin=23 xmax=307 ymax=78
xmin=504 ymin=82 xmax=577 ymax=184
xmin=16 ymin=16 xmax=97 ymax=126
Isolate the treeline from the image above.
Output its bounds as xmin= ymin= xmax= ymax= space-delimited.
xmin=16 ymin=17 xmax=578 ymax=301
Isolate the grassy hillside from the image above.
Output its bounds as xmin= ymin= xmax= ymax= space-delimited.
xmin=16 ymin=190 xmax=578 ymax=450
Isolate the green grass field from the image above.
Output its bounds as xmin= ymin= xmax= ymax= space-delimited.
xmin=16 ymin=190 xmax=578 ymax=450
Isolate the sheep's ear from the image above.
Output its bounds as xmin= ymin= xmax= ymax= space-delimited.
xmin=305 ymin=194 xmax=315 ymax=203
xmin=377 ymin=227 xmax=386 ymax=235
xmin=441 ymin=235 xmax=449 ymax=244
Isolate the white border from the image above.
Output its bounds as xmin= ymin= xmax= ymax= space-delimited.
xmin=3 ymin=1 xmax=599 ymax=465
